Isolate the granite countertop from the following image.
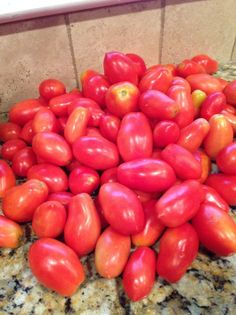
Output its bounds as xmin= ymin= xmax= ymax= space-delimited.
xmin=0 ymin=63 xmax=236 ymax=315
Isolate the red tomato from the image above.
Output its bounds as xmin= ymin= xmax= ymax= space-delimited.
xmin=151 ymin=149 xmax=162 ymax=159
xmin=200 ymin=92 xmax=226 ymax=120
xmin=217 ymin=78 xmax=229 ymax=90
xmin=193 ymin=149 xmax=211 ymax=183
xmin=69 ymin=166 xmax=100 ymax=194
xmin=32 ymin=108 xmax=59 ymax=133
xmin=0 ymin=215 xmax=23 ymax=248
xmin=39 ymin=79 xmax=66 ymax=100
xmin=117 ymin=112 xmax=153 ymax=161
xmin=192 ymin=202 xmax=236 ymax=256
xmin=0 ymin=160 xmax=16 ymax=198
xmin=156 ymin=180 xmax=204 ymax=227
xmin=19 ymin=120 xmax=35 ymax=144
xmin=32 ymin=201 xmax=67 ymax=238
xmin=192 ymin=54 xmax=218 ymax=74
xmin=2 ymin=179 xmax=48 ymax=222
xmin=64 ymin=194 xmax=101 ymax=256
xmin=49 ymin=93 xmax=80 ymax=116
xmin=100 ymin=167 xmax=118 ymax=185
xmin=156 ymin=223 xmax=199 ymax=282
xmin=94 ymin=197 xmax=109 ymax=228
xmin=126 ymin=53 xmax=146 ymax=78
xmin=29 ymin=238 xmax=85 ymax=296
xmin=69 ymin=88 xmax=82 ymax=97
xmin=86 ymin=127 xmax=103 ymax=138
xmin=99 ymin=114 xmax=120 ymax=142
xmin=224 ymin=80 xmax=236 ymax=105
xmin=216 ymin=142 xmax=236 ymax=175
xmin=27 ymin=163 xmax=68 ymax=193
xmin=65 ymin=159 xmax=81 ymax=172
xmin=98 ymin=182 xmax=145 ymax=235
xmin=57 ymin=116 xmax=67 ymax=133
xmin=170 ymin=76 xmax=191 ymax=93
xmin=202 ymin=185 xmax=230 ymax=212
xmin=153 ymin=120 xmax=180 ymax=148
xmin=221 ymin=110 xmax=236 ymax=134
xmin=135 ymin=190 xmax=160 ymax=203
xmin=0 ymin=122 xmax=21 ymax=142
xmin=12 ymin=147 xmax=37 ymax=177
xmin=186 ymin=74 xmax=223 ymax=95
xmin=117 ymin=158 xmax=176 ymax=193
xmin=47 ymin=191 xmax=74 ymax=206
xmin=1 ymin=139 xmax=26 ymax=161
xmin=176 ymin=59 xmax=206 ymax=78
xmin=38 ymin=96 xmax=48 ymax=106
xmin=122 ymin=247 xmax=156 ymax=301
xmin=95 ymin=226 xmax=131 ymax=278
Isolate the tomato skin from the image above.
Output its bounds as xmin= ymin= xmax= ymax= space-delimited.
xmin=49 ymin=93 xmax=79 ymax=116
xmin=176 ymin=59 xmax=206 ymax=78
xmin=27 ymin=163 xmax=68 ymax=193
xmin=28 ymin=238 xmax=85 ymax=296
xmin=64 ymin=193 xmax=101 ymax=256
xmin=192 ymin=202 xmax=236 ymax=256
xmin=98 ymin=182 xmax=145 ymax=235
xmin=156 ymin=223 xmax=199 ymax=282
xmin=132 ymin=200 xmax=165 ymax=247
xmin=221 ymin=110 xmax=236 ymax=134
xmin=191 ymin=89 xmax=207 ymax=117
xmin=216 ymin=142 xmax=236 ymax=175
xmin=153 ymin=120 xmax=180 ymax=148
xmin=193 ymin=149 xmax=211 ymax=183
xmin=1 ymin=139 xmax=26 ymax=161
xmin=200 ymin=92 xmax=226 ymax=120
xmin=86 ymin=127 xmax=103 ymax=138
xmin=122 ymin=247 xmax=156 ymax=302
xmin=0 ymin=160 xmax=16 ymax=198
xmin=117 ymin=112 xmax=153 ymax=161
xmin=39 ymin=79 xmax=66 ymax=100
xmin=99 ymin=114 xmax=120 ymax=142
xmin=95 ymin=227 xmax=131 ymax=278
xmin=94 ymin=197 xmax=109 ymax=228
xmin=47 ymin=191 xmax=74 ymax=206
xmin=73 ymin=136 xmax=119 ymax=170
xmin=202 ymin=185 xmax=230 ymax=212
xmin=0 ymin=215 xmax=23 ymax=248
xmin=32 ymin=201 xmax=67 ymax=238
xmin=19 ymin=120 xmax=35 ymax=144
xmin=192 ymin=54 xmax=218 ymax=74
xmin=224 ymin=80 xmax=236 ymax=105
xmin=100 ymin=167 xmax=118 ymax=185
xmin=170 ymin=76 xmax=191 ymax=93
xmin=161 ymin=144 xmax=202 ymax=180
xmin=3 ymin=179 xmax=48 ymax=222
xmin=126 ymin=53 xmax=146 ymax=78
xmin=32 ymin=132 xmax=72 ymax=166
xmin=12 ymin=147 xmax=37 ymax=177
xmin=103 ymin=51 xmax=138 ymax=85
xmin=156 ymin=180 xmax=204 ymax=227
xmin=68 ymin=166 xmax=100 ymax=194
xmin=117 ymin=158 xmax=176 ymax=193
xmin=32 ymin=108 xmax=59 ymax=133
xmin=186 ymin=74 xmax=223 ymax=95
xmin=0 ymin=122 xmax=21 ymax=142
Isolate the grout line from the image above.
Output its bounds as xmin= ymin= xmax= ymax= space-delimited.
xmin=159 ymin=0 xmax=166 ymax=64
xmin=64 ymin=14 xmax=80 ymax=88
xmin=230 ymin=36 xmax=236 ymax=61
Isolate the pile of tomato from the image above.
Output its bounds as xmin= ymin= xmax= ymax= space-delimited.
xmin=1 ymin=51 xmax=236 ymax=301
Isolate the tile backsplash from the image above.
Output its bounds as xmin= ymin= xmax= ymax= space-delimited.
xmin=0 ymin=0 xmax=236 ymax=111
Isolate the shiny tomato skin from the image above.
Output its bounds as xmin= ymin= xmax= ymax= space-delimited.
xmin=49 ymin=93 xmax=80 ymax=116
xmin=0 ymin=160 xmax=16 ymax=198
xmin=68 ymin=97 xmax=100 ymax=115
xmin=86 ymin=127 xmax=103 ymax=138
xmin=12 ymin=147 xmax=37 ymax=177
xmin=1 ymin=139 xmax=26 ymax=161
xmin=2 ymin=179 xmax=48 ymax=222
xmin=156 ymin=223 xmax=199 ymax=282
xmin=153 ymin=120 xmax=180 ymax=148
xmin=47 ymin=191 xmax=74 ymax=206
xmin=69 ymin=166 xmax=100 ymax=194
xmin=122 ymin=247 xmax=156 ymax=302
xmin=176 ymin=59 xmax=206 ymax=78
xmin=191 ymin=89 xmax=207 ymax=117
xmin=94 ymin=197 xmax=109 ymax=229
xmin=186 ymin=74 xmax=223 ymax=95
xmin=98 ymin=182 xmax=145 ymax=235
xmin=39 ymin=79 xmax=66 ymax=100
xmin=0 ymin=215 xmax=23 ymax=248
xmin=117 ymin=158 xmax=176 ymax=193
xmin=82 ymin=74 xmax=110 ymax=106
xmin=28 ymin=238 xmax=85 ymax=296
xmin=19 ymin=120 xmax=35 ymax=144
xmin=99 ymin=114 xmax=120 ymax=142
xmin=193 ymin=149 xmax=211 ymax=183
xmin=27 ymin=163 xmax=68 ymax=193
xmin=200 ymin=92 xmax=226 ymax=120
xmin=95 ymin=226 xmax=131 ymax=278
xmin=117 ymin=112 xmax=153 ymax=161
xmin=216 ymin=142 xmax=236 ymax=175
xmin=32 ymin=132 xmax=72 ymax=166
xmin=170 ymin=76 xmax=191 ymax=93
xmin=0 ymin=122 xmax=21 ymax=142
xmin=192 ymin=54 xmax=218 ymax=74
xmin=32 ymin=108 xmax=59 ymax=133
xmin=156 ymin=180 xmax=204 ymax=227
xmin=224 ymin=80 xmax=236 ymax=105
xmin=202 ymin=185 xmax=230 ymax=212
xmin=100 ymin=167 xmax=118 ymax=185
xmin=192 ymin=202 xmax=236 ymax=256
xmin=221 ymin=110 xmax=236 ymax=134
xmin=126 ymin=53 xmax=146 ymax=78
xmin=64 ymin=193 xmax=101 ymax=256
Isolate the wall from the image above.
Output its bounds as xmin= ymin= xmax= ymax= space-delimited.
xmin=0 ymin=0 xmax=236 ymax=112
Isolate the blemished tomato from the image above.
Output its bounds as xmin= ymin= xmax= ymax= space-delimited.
xmin=117 ymin=112 xmax=153 ymax=161
xmin=99 ymin=114 xmax=120 ymax=142
xmin=49 ymin=93 xmax=80 ymax=116
xmin=0 ymin=122 xmax=21 ymax=142
xmin=216 ymin=142 xmax=236 ymax=175
xmin=19 ymin=120 xmax=35 ymax=144
xmin=1 ymin=139 xmax=26 ymax=161
xmin=32 ymin=108 xmax=59 ymax=134
xmin=156 ymin=223 xmax=199 ymax=282
xmin=68 ymin=166 xmax=100 ymax=194
xmin=176 ymin=59 xmax=206 ymax=78
xmin=153 ymin=120 xmax=180 ymax=148
xmin=95 ymin=226 xmax=131 ymax=278
xmin=64 ymin=193 xmax=101 ymax=256
xmin=98 ymin=182 xmax=145 ymax=235
xmin=156 ymin=180 xmax=204 ymax=227
xmin=100 ymin=167 xmax=118 ymax=185
xmin=39 ymin=79 xmax=66 ymax=101
xmin=0 ymin=160 xmax=16 ymax=198
xmin=28 ymin=238 xmax=85 ymax=296
xmin=191 ymin=54 xmax=218 ymax=74
xmin=192 ymin=202 xmax=236 ymax=256
xmin=193 ymin=149 xmax=211 ymax=183
xmin=2 ymin=179 xmax=48 ymax=222
xmin=32 ymin=201 xmax=67 ymax=238
xmin=202 ymin=185 xmax=230 ymax=212
xmin=224 ymin=80 xmax=236 ymax=105
xmin=27 ymin=163 xmax=68 ymax=193
xmin=126 ymin=53 xmax=146 ymax=78
xmin=122 ymin=247 xmax=156 ymax=301
xmin=200 ymin=92 xmax=226 ymax=120
xmin=47 ymin=191 xmax=74 ymax=206
xmin=186 ymin=74 xmax=223 ymax=95
xmin=12 ymin=147 xmax=37 ymax=177
xmin=0 ymin=215 xmax=23 ymax=248
xmin=117 ymin=158 xmax=176 ymax=193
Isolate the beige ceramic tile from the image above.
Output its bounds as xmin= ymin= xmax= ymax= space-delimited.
xmin=69 ymin=0 xmax=162 ymax=79
xmin=161 ymin=0 xmax=236 ymax=64
xmin=0 ymin=15 xmax=76 ymax=112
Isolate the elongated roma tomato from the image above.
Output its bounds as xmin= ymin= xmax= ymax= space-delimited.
xmin=1 ymin=139 xmax=26 ymax=161
xmin=153 ymin=120 xmax=180 ymax=148
xmin=29 ymin=238 xmax=85 ymax=296
xmin=49 ymin=93 xmax=79 ymax=116
xmin=99 ymin=114 xmax=120 ymax=143
xmin=186 ymin=74 xmax=222 ymax=95
xmin=68 ymin=166 xmax=100 ymax=194
xmin=191 ymin=54 xmax=218 ymax=74
xmin=0 ymin=122 xmax=21 ymax=142
xmin=82 ymin=73 xmax=109 ymax=106
xmin=12 ymin=147 xmax=37 ymax=177
xmin=0 ymin=160 xmax=16 ymax=198
xmin=176 ymin=59 xmax=206 ymax=78
xmin=126 ymin=53 xmax=146 ymax=78
xmin=223 ymin=80 xmax=236 ymax=105
xmin=202 ymin=185 xmax=229 ymax=212
xmin=19 ymin=120 xmax=34 ymax=144
xmin=200 ymin=92 xmax=226 ymax=120
xmin=216 ymin=142 xmax=236 ymax=175
xmin=32 ymin=108 xmax=59 ymax=134
xmin=47 ymin=191 xmax=74 ymax=206
xmin=0 ymin=215 xmax=23 ymax=248
xmin=39 ymin=79 xmax=66 ymax=100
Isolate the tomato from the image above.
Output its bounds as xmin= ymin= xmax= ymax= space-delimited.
xmin=139 ymin=90 xmax=179 ymax=120
xmin=224 ymin=80 xmax=236 ymax=105
xmin=94 ymin=197 xmax=109 ymax=228
xmin=134 ymin=190 xmax=160 ymax=203
xmin=203 ymin=114 xmax=233 ymax=159
xmin=156 ymin=223 xmax=199 ymax=282
xmin=191 ymin=89 xmax=207 ymax=116
xmin=202 ymin=185 xmax=230 ymax=212
xmin=32 ymin=132 xmax=72 ymax=166
xmin=32 ymin=108 xmax=59 ymax=133
xmin=200 ymin=92 xmax=226 ymax=120
xmin=38 ymin=96 xmax=48 ymax=106
xmin=221 ymin=110 xmax=236 ymax=134
xmin=164 ymin=63 xmax=177 ymax=76
xmin=192 ymin=202 xmax=236 ymax=256
xmin=216 ymin=142 xmax=236 ymax=175
xmin=186 ymin=74 xmax=222 ymax=95
xmin=161 ymin=144 xmax=202 ymax=180
xmin=39 ymin=79 xmax=66 ymax=100
xmin=72 ymin=136 xmax=119 ymax=170
xmin=117 ymin=112 xmax=153 ymax=161
xmin=98 ymin=182 xmax=145 ymax=235
xmin=86 ymin=127 xmax=103 ymax=138
xmin=170 ymin=76 xmax=191 ymax=93
xmin=193 ymin=149 xmax=211 ymax=183
xmin=156 ymin=180 xmax=204 ymax=227
xmin=0 ymin=122 xmax=21 ymax=142
xmin=153 ymin=120 xmax=180 ymax=148
xmin=100 ymin=167 xmax=118 ymax=185
xmin=99 ymin=114 xmax=120 ymax=142
xmin=65 ymin=159 xmax=81 ymax=172
xmin=19 ymin=120 xmax=35 ymax=144
xmin=64 ymin=193 xmax=101 ymax=256
xmin=191 ymin=54 xmax=218 ymax=74
xmin=49 ymin=93 xmax=79 ymax=116
xmin=126 ymin=53 xmax=146 ymax=78
xmin=122 ymin=247 xmax=156 ymax=301
xmin=29 ymin=238 xmax=85 ymax=296
xmin=12 ymin=147 xmax=37 ymax=177
xmin=103 ymin=51 xmax=138 ymax=85
xmin=2 ymin=179 xmax=48 ymax=222
xmin=223 ymin=104 xmax=236 ymax=115
xmin=47 ymin=191 xmax=74 ymax=206
xmin=132 ymin=200 xmax=165 ymax=247
xmin=1 ymin=139 xmax=26 ymax=161
xmin=95 ymin=226 xmax=131 ymax=278
xmin=117 ymin=158 xmax=176 ymax=193
xmin=57 ymin=116 xmax=67 ymax=133
xmin=0 ymin=215 xmax=23 ymax=248
xmin=69 ymin=166 xmax=100 ymax=194
xmin=176 ymin=59 xmax=206 ymax=78
xmin=69 ymin=88 xmax=82 ymax=97
xmin=27 ymin=163 xmax=68 ymax=193
xmin=151 ymin=149 xmax=162 ymax=159
xmin=32 ymin=201 xmax=67 ymax=238
xmin=0 ymin=160 xmax=16 ymax=198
